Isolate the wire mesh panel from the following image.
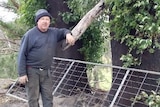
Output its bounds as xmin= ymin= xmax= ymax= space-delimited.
xmin=51 ymin=57 xmax=160 ymax=107
xmin=6 ymin=79 xmax=27 ymax=102
xmin=51 ymin=58 xmax=109 ymax=107
xmin=6 ymin=57 xmax=160 ymax=107
xmin=111 ymin=69 xmax=160 ymax=107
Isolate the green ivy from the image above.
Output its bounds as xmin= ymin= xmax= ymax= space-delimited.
xmin=67 ymin=0 xmax=98 ymax=17
xmin=109 ymin=0 xmax=160 ymax=67
xmin=120 ymin=54 xmax=140 ymax=67
xmin=18 ymin=0 xmax=47 ymax=28
xmin=79 ymin=24 xmax=105 ymax=63
xmin=60 ymin=12 xmax=80 ymax=24
xmin=64 ymin=0 xmax=107 ymax=62
xmin=133 ymin=91 xmax=160 ymax=107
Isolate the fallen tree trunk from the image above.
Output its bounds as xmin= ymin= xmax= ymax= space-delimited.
xmin=63 ymin=0 xmax=105 ymax=50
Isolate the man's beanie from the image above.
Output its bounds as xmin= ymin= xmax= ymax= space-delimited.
xmin=35 ymin=9 xmax=52 ymax=23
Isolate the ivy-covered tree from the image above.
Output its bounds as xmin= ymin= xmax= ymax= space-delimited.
xmin=109 ymin=1 xmax=160 ymax=106
xmin=109 ymin=0 xmax=160 ymax=71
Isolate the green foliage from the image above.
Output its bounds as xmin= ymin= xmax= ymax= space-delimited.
xmin=64 ymin=0 xmax=107 ymax=62
xmin=0 ymin=53 xmax=18 ymax=79
xmin=67 ymin=0 xmax=98 ymax=17
xmin=80 ymin=24 xmax=105 ymax=62
xmin=134 ymin=91 xmax=160 ymax=107
xmin=60 ymin=12 xmax=80 ymax=24
xmin=18 ymin=0 xmax=47 ymax=27
xmin=0 ymin=0 xmax=28 ymax=38
xmin=0 ymin=20 xmax=27 ymax=38
xmin=120 ymin=53 xmax=140 ymax=67
xmin=109 ymin=0 xmax=160 ymax=67
xmin=6 ymin=0 xmax=19 ymax=13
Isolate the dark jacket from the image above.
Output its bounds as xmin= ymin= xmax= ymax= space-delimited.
xmin=18 ymin=26 xmax=70 ymax=76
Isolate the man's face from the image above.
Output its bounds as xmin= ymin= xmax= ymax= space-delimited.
xmin=37 ymin=16 xmax=50 ymax=32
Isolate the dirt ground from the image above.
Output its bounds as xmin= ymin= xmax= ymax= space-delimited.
xmin=0 ymin=79 xmax=28 ymax=107
xmin=0 ymin=79 xmax=104 ymax=107
xmin=0 ymin=79 xmax=78 ymax=107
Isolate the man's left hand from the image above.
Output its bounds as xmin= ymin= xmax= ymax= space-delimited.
xmin=66 ymin=33 xmax=75 ymax=46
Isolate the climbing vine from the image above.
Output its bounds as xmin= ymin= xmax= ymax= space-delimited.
xmin=17 ymin=0 xmax=160 ymax=66
xmin=63 ymin=0 xmax=107 ymax=63
xmin=109 ymin=0 xmax=160 ymax=67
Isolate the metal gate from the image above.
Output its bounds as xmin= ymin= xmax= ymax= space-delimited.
xmin=6 ymin=57 xmax=160 ymax=107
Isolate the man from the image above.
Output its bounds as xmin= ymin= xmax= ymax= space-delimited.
xmin=17 ymin=9 xmax=75 ymax=107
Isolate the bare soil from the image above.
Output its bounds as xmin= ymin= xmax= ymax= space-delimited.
xmin=0 ymin=79 xmax=103 ymax=107
xmin=0 ymin=79 xmax=27 ymax=107
xmin=0 ymin=79 xmax=77 ymax=107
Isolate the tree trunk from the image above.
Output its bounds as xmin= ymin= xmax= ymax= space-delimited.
xmin=46 ymin=0 xmax=83 ymax=60
xmin=111 ymin=35 xmax=160 ymax=71
xmin=46 ymin=0 xmax=88 ymax=95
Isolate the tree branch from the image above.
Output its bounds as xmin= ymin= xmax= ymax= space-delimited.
xmin=10 ymin=0 xmax=19 ymax=9
xmin=63 ymin=0 xmax=105 ymax=50
xmin=0 ymin=38 xmax=20 ymax=46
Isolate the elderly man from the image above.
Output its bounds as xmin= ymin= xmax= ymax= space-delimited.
xmin=17 ymin=9 xmax=75 ymax=107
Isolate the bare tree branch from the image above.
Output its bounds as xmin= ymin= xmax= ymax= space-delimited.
xmin=10 ymin=0 xmax=19 ymax=9
xmin=0 ymin=38 xmax=20 ymax=46
xmin=63 ymin=0 xmax=105 ymax=50
xmin=0 ymin=0 xmax=19 ymax=12
xmin=0 ymin=4 xmax=13 ymax=11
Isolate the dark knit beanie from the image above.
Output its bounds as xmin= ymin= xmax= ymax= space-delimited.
xmin=35 ymin=9 xmax=52 ymax=23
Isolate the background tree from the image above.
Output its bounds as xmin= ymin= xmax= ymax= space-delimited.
xmin=0 ymin=0 xmax=25 ymax=79
xmin=1 ymin=0 xmax=160 ymax=84
xmin=109 ymin=0 xmax=160 ymax=71
xmin=45 ymin=0 xmax=110 ymax=94
xmin=109 ymin=1 xmax=160 ymax=106
xmin=1 ymin=0 xmax=160 ymax=106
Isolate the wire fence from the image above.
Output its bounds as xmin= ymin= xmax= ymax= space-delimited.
xmin=6 ymin=57 xmax=160 ymax=107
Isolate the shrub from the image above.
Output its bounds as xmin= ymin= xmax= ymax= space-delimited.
xmin=0 ymin=53 xmax=18 ymax=79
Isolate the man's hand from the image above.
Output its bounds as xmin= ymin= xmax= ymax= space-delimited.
xmin=18 ymin=75 xmax=28 ymax=84
xmin=66 ymin=33 xmax=75 ymax=46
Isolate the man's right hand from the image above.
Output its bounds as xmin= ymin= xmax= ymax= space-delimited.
xmin=18 ymin=75 xmax=28 ymax=84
